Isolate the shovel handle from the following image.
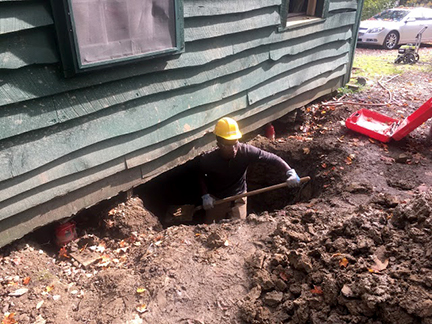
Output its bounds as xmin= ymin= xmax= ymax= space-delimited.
xmin=200 ymin=176 xmax=311 ymax=210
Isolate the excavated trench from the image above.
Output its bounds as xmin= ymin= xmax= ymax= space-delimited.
xmin=135 ymin=135 xmax=333 ymax=228
xmin=32 ymin=109 xmax=347 ymax=244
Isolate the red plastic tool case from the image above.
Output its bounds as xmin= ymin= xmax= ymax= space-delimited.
xmin=346 ymin=97 xmax=432 ymax=142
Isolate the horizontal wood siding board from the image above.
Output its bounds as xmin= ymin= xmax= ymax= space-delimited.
xmin=0 ymin=36 xmax=353 ymax=183
xmin=269 ymin=25 xmax=351 ymax=60
xmin=328 ymin=0 xmax=357 ymax=12
xmin=0 ymin=48 xmax=269 ymax=140
xmin=243 ymin=67 xmax=347 ymax=122
xmin=240 ymin=77 xmax=343 ymax=138
xmin=0 ymin=158 xmax=126 ymax=221
xmin=184 ymin=6 xmax=280 ymax=42
xmin=0 ymin=12 xmax=356 ymax=108
xmin=233 ymin=11 xmax=355 ymax=53
xmin=250 ymin=48 xmax=350 ymax=105
xmin=0 ymin=27 xmax=58 ymax=69
xmin=0 ymin=1 xmax=53 ymax=35
xmin=0 ymin=66 xmax=346 ymax=223
xmin=183 ymin=0 xmax=281 ymax=17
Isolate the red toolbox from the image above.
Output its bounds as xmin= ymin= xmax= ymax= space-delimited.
xmin=346 ymin=97 xmax=432 ymax=142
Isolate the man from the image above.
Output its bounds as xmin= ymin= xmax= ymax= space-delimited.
xmin=199 ymin=117 xmax=301 ymax=223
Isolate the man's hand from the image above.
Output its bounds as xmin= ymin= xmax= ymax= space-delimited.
xmin=286 ymin=169 xmax=300 ymax=188
xmin=202 ymin=194 xmax=215 ymax=210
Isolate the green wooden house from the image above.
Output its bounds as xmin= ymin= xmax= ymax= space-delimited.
xmin=0 ymin=0 xmax=363 ymax=247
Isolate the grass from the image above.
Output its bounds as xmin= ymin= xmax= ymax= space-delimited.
xmin=337 ymin=46 xmax=432 ymax=94
xmin=352 ymin=47 xmax=432 ymax=80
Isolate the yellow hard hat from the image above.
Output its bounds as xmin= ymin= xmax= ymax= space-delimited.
xmin=214 ymin=117 xmax=242 ymax=140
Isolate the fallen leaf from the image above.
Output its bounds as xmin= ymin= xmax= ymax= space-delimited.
xmin=58 ymin=246 xmax=70 ymax=259
xmin=9 ymin=288 xmax=29 ymax=296
xmin=310 ymin=285 xmax=323 ymax=294
xmin=371 ymin=256 xmax=389 ymax=272
xmin=22 ymin=277 xmax=31 ymax=285
xmin=135 ymin=304 xmax=148 ymax=313
xmin=339 ymin=258 xmax=349 ymax=268
xmin=45 ymin=285 xmax=54 ymax=293
xmin=1 ymin=312 xmax=17 ymax=324
xmin=136 ymin=287 xmax=146 ymax=294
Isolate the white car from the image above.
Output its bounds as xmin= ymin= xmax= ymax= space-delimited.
xmin=357 ymin=7 xmax=432 ymax=49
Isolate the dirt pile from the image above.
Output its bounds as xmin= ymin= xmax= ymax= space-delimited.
xmin=240 ymin=190 xmax=432 ymax=323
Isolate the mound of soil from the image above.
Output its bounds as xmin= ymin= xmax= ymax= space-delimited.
xmin=1 ymin=48 xmax=432 ymax=323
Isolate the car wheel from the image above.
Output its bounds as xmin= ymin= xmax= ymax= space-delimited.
xmin=383 ymin=31 xmax=399 ymax=50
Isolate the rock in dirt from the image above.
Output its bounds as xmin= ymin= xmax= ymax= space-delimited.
xmin=263 ymin=291 xmax=284 ymax=307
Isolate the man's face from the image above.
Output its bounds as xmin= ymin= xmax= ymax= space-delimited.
xmin=217 ymin=138 xmax=239 ymax=160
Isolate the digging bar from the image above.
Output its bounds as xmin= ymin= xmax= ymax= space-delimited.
xmin=169 ymin=176 xmax=311 ymax=219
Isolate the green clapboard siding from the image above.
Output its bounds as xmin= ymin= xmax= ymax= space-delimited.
xmin=269 ymin=26 xmax=352 ymax=60
xmin=184 ymin=0 xmax=281 ymax=17
xmin=0 ymin=14 xmax=356 ymax=141
xmin=0 ymin=48 xmax=269 ymax=140
xmin=184 ymin=6 xmax=280 ymax=42
xmin=0 ymin=27 xmax=58 ymax=69
xmin=0 ymin=12 xmax=355 ymax=110
xmin=0 ymin=1 xmax=53 ymax=35
xmin=248 ymin=53 xmax=349 ymax=105
xmin=0 ymin=74 xmax=345 ymax=249
xmin=328 ymin=0 xmax=357 ymax=12
xmin=0 ymin=37 xmax=352 ymax=184
xmin=0 ymin=63 xmax=348 ymax=221
xmin=0 ymin=40 xmax=350 ymax=208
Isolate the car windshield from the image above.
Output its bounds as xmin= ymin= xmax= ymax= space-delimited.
xmin=371 ymin=9 xmax=410 ymax=22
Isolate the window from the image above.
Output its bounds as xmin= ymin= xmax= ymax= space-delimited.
xmin=50 ymin=0 xmax=184 ymax=76
xmin=279 ymin=0 xmax=328 ymax=31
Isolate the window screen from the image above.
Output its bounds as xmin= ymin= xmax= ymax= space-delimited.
xmin=50 ymin=0 xmax=184 ymax=76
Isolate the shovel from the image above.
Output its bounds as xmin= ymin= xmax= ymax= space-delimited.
xmin=167 ymin=176 xmax=311 ymax=221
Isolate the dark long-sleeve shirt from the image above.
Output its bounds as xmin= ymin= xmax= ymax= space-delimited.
xmin=199 ymin=143 xmax=290 ymax=198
